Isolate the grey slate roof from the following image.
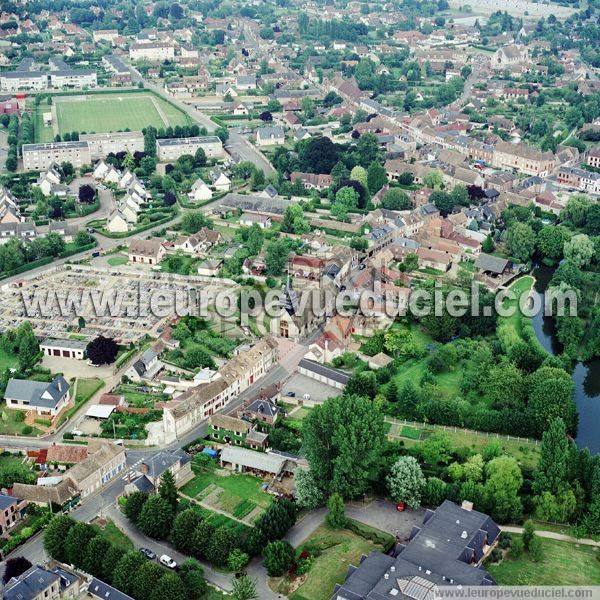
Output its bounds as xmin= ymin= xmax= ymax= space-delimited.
xmin=88 ymin=578 xmax=134 ymax=600
xmin=298 ymin=358 xmax=350 ymax=385
xmin=474 ymin=253 xmax=509 ymax=274
xmin=5 ymin=376 xmax=69 ymax=409
xmin=332 ymin=501 xmax=499 ymax=600
xmin=0 ymin=493 xmax=17 ymax=509
xmin=4 ymin=566 xmax=60 ymax=600
xmin=141 ymin=449 xmax=189 ymax=480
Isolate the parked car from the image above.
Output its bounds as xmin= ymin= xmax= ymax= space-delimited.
xmin=139 ymin=548 xmax=156 ymax=560
xmin=303 ymin=393 xmax=311 ymax=400
xmin=286 ymin=391 xmax=296 ymax=397
xmin=160 ymin=555 xmax=177 ymax=569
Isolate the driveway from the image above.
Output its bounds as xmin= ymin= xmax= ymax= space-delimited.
xmin=286 ymin=499 xmax=424 ymax=548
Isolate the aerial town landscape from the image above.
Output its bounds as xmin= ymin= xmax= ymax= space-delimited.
xmin=0 ymin=0 xmax=599 ymax=597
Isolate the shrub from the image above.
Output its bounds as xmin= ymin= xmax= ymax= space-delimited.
xmin=528 ymin=535 xmax=543 ymax=562
xmin=22 ymin=425 xmax=33 ymax=434
xmin=509 ymin=536 xmax=524 ymax=558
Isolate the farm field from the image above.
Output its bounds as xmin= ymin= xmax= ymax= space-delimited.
xmin=34 ymin=93 xmax=192 ymax=141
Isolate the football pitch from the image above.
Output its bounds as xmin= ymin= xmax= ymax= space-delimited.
xmin=36 ymin=93 xmax=192 ymax=140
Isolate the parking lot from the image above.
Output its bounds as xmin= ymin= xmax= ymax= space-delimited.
xmin=281 ymin=372 xmax=341 ymax=404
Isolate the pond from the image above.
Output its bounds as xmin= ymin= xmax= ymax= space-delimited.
xmin=531 ymin=265 xmax=600 ymax=454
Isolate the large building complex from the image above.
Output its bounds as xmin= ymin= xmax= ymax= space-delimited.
xmin=156 ymin=136 xmax=224 ymax=161
xmin=129 ymin=42 xmax=175 ymax=61
xmin=22 ymin=141 xmax=91 ymax=171
xmin=332 ymin=500 xmax=500 ymax=599
xmin=81 ymin=131 xmax=145 ymax=160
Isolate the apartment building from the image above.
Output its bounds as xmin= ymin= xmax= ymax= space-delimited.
xmin=129 ymin=42 xmax=175 ymax=61
xmin=491 ymin=141 xmax=555 ymax=176
xmin=162 ymin=336 xmax=279 ymax=440
xmin=22 ymin=141 xmax=91 ymax=171
xmin=93 ymin=29 xmax=119 ymax=43
xmin=49 ymin=70 xmax=97 ymax=89
xmin=81 ymin=131 xmax=144 ymax=159
xmin=0 ymin=71 xmax=47 ymax=91
xmin=156 ymin=135 xmax=224 ymax=161
xmin=586 ymin=147 xmax=600 ymax=169
xmin=557 ymin=166 xmax=600 ymax=194
xmin=0 ymin=493 xmax=27 ymax=536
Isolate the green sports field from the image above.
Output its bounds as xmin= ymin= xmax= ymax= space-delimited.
xmin=34 ymin=92 xmax=192 ymax=141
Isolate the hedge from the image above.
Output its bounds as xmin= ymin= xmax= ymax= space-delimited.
xmin=78 ymin=197 xmax=101 ymax=217
xmin=346 ymin=519 xmax=396 ymax=552
xmin=100 ymin=210 xmax=178 ymax=238
xmin=0 ymin=511 xmax=52 ymax=557
xmin=58 ymin=241 xmax=97 ymax=259
xmin=0 ymin=256 xmax=53 ymax=280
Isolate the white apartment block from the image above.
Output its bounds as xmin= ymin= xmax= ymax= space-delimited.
xmin=102 ymin=54 xmax=130 ymax=76
xmin=22 ymin=141 xmax=91 ymax=171
xmin=129 ymin=42 xmax=175 ymax=61
xmin=0 ymin=71 xmax=47 ymax=91
xmin=49 ymin=70 xmax=97 ymax=89
xmin=156 ymin=136 xmax=224 ymax=161
xmin=93 ymin=29 xmax=119 ymax=43
xmin=81 ymin=131 xmax=145 ymax=159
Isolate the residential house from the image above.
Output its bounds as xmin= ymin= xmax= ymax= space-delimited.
xmin=0 ymin=493 xmax=27 ymax=537
xmin=256 ymin=126 xmax=285 ymax=146
xmin=3 ymin=564 xmax=81 ymax=600
xmin=240 ymin=213 xmax=271 ymax=228
xmin=40 ymin=338 xmax=87 ymax=360
xmin=126 ymin=448 xmax=192 ymax=494
xmin=220 ymin=446 xmax=304 ymax=477
xmin=188 ymin=178 xmax=213 ymax=202
xmin=4 ymin=376 xmax=70 ymax=417
xmin=197 ymin=258 xmax=223 ymax=277
xmin=128 ymin=238 xmax=166 ymax=265
xmin=126 ymin=347 xmax=164 ymax=382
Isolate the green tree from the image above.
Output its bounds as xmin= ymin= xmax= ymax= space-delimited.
xmin=64 ymin=522 xmax=97 ymax=569
xmin=264 ymin=239 xmax=290 ymax=276
xmin=510 ymin=536 xmax=524 ymax=558
xmin=192 ymin=520 xmax=215 ymax=560
xmin=102 ymin=545 xmax=126 ymax=584
xmin=263 ymin=540 xmax=295 ymax=576
xmin=356 ymin=133 xmax=380 ymax=167
xmin=332 ymin=186 xmax=359 ymax=220
xmin=367 ymin=161 xmax=387 ymax=194
xmin=533 ymin=418 xmax=568 ymax=495
xmin=536 ymin=225 xmax=571 ymax=264
xmin=506 ymin=222 xmax=536 ymax=263
xmin=522 ymin=520 xmax=535 ymax=550
xmin=386 ymin=456 xmax=425 ymax=509
xmin=82 ymin=536 xmax=111 ymax=577
xmin=137 ymin=494 xmax=174 ymax=539
xmin=178 ymin=559 xmax=207 ymax=600
xmin=484 ymin=456 xmax=523 ymax=524
xmin=528 ymin=534 xmax=544 ymax=562
xmin=350 ymin=165 xmax=368 ymax=190
xmin=302 ymin=394 xmax=387 ymax=499
xmin=420 ymin=433 xmax=452 ymax=466
xmin=563 ymin=233 xmax=594 ymax=268
xmin=43 ymin=515 xmax=75 ymax=563
xmin=181 ymin=211 xmax=212 ymax=234
xmin=281 ymin=204 xmax=309 ymax=234
xmin=380 ymin=188 xmax=411 ymax=210
xmin=159 ymin=470 xmax=179 ymax=511
xmin=325 ymin=493 xmax=348 ymax=528
xmin=123 ymin=491 xmax=148 ymax=523
xmin=172 ymin=508 xmax=203 ymax=554
xmin=227 ymin=549 xmax=250 ymax=573
xmin=113 ymin=551 xmax=146 ymax=596
xmin=132 ymin=561 xmax=165 ymax=600
xmin=424 ymin=169 xmax=443 ymax=189
xmin=422 ymin=477 xmax=448 ymax=507
xmin=294 ymin=468 xmax=326 ymax=509
xmin=150 ymin=573 xmax=187 ymax=600
xmin=206 ymin=526 xmax=236 ymax=566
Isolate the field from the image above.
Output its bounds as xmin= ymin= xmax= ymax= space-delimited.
xmin=499 ymin=276 xmax=535 ymax=338
xmin=487 ymin=537 xmax=600 ymax=585
xmin=34 ymin=93 xmax=192 ymax=140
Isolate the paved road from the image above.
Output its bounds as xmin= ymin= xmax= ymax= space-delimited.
xmin=125 ymin=64 xmax=275 ymax=175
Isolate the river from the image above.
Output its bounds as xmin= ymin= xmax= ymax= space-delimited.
xmin=530 ymin=265 xmax=600 ymax=454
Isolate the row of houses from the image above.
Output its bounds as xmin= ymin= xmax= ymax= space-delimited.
xmin=0 ymin=68 xmax=97 ymax=91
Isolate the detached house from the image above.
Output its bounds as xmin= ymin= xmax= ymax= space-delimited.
xmin=126 ymin=448 xmax=192 ymax=494
xmin=256 ymin=126 xmax=285 ymax=147
xmin=188 ymin=177 xmax=213 ymax=202
xmin=128 ymin=238 xmax=166 ymax=265
xmin=4 ymin=376 xmax=70 ymax=417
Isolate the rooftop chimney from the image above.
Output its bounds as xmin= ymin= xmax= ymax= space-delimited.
xmin=461 ymin=500 xmax=473 ymax=511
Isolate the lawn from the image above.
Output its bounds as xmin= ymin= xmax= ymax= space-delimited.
xmin=61 ymin=377 xmax=105 ymax=422
xmin=387 ymin=418 xmax=540 ymax=470
xmin=0 ymin=347 xmax=18 ymax=370
xmin=181 ymin=466 xmax=273 ymax=512
xmin=114 ymin=384 xmax=166 ymax=408
xmin=51 ymin=93 xmax=191 ymax=136
xmin=0 ymin=405 xmax=42 ymax=436
xmin=499 ymin=276 xmax=535 ymax=338
xmin=107 ymin=254 xmax=128 ymax=267
xmin=98 ymin=520 xmax=134 ymax=550
xmin=278 ymin=525 xmax=388 ymax=600
xmin=487 ymin=537 xmax=600 ymax=585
